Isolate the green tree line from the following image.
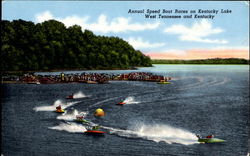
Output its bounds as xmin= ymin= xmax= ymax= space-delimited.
xmin=1 ymin=19 xmax=152 ymax=71
xmin=152 ymin=58 xmax=249 ymax=64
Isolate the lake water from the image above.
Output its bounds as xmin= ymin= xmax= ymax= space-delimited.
xmin=2 ymin=65 xmax=249 ymax=156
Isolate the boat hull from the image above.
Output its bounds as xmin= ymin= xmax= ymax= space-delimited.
xmin=157 ymin=82 xmax=171 ymax=84
xmin=116 ymin=102 xmax=125 ymax=105
xmin=66 ymin=95 xmax=74 ymax=99
xmin=55 ymin=109 xmax=65 ymax=113
xmin=75 ymin=119 xmax=89 ymax=123
xmin=84 ymin=130 xmax=105 ymax=135
xmin=198 ymin=138 xmax=225 ymax=143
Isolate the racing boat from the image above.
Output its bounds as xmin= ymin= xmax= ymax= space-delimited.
xmin=55 ymin=105 xmax=65 ymax=113
xmin=75 ymin=115 xmax=89 ymax=123
xmin=84 ymin=130 xmax=105 ymax=135
xmin=116 ymin=101 xmax=126 ymax=105
xmin=55 ymin=109 xmax=65 ymax=113
xmin=66 ymin=95 xmax=74 ymax=99
xmin=84 ymin=126 xmax=105 ymax=135
xmin=196 ymin=134 xmax=225 ymax=143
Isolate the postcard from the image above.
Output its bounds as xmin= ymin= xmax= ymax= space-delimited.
xmin=1 ymin=1 xmax=249 ymax=156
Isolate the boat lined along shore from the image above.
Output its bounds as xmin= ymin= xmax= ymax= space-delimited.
xmin=157 ymin=80 xmax=171 ymax=84
xmin=2 ymin=72 xmax=171 ymax=84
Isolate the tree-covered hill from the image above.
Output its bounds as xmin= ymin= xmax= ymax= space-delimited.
xmin=1 ymin=19 xmax=152 ymax=71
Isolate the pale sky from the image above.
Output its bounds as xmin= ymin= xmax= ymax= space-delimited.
xmin=3 ymin=1 xmax=249 ymax=60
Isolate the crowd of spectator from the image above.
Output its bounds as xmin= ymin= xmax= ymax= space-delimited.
xmin=3 ymin=72 xmax=170 ymax=84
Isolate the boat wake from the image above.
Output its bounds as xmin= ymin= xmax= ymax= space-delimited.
xmin=89 ymin=96 xmax=123 ymax=108
xmin=123 ymin=96 xmax=140 ymax=105
xmin=57 ymin=109 xmax=88 ymax=121
xmin=103 ymin=123 xmax=197 ymax=145
xmin=33 ymin=100 xmax=81 ymax=112
xmin=49 ymin=122 xmax=86 ymax=133
xmin=178 ymin=76 xmax=229 ymax=90
xmin=73 ymin=91 xmax=88 ymax=99
xmin=177 ymin=76 xmax=204 ymax=90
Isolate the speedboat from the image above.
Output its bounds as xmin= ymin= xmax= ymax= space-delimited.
xmin=66 ymin=95 xmax=74 ymax=99
xmin=196 ymin=134 xmax=225 ymax=143
xmin=84 ymin=126 xmax=105 ymax=135
xmin=84 ymin=130 xmax=105 ymax=135
xmin=56 ymin=105 xmax=65 ymax=113
xmin=116 ymin=101 xmax=126 ymax=105
xmin=55 ymin=109 xmax=65 ymax=113
xmin=75 ymin=115 xmax=89 ymax=123
xmin=75 ymin=118 xmax=89 ymax=123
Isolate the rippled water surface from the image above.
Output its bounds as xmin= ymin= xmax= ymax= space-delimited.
xmin=2 ymin=65 xmax=249 ymax=156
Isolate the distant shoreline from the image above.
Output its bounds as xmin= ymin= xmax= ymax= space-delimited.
xmin=2 ymin=63 xmax=249 ymax=76
xmin=152 ymin=64 xmax=249 ymax=65
xmin=151 ymin=58 xmax=249 ymax=65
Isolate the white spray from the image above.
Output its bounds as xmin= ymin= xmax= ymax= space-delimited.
xmin=33 ymin=100 xmax=81 ymax=112
xmin=57 ymin=109 xmax=88 ymax=121
xmin=73 ymin=91 xmax=88 ymax=99
xmin=103 ymin=123 xmax=198 ymax=145
xmin=49 ymin=122 xmax=86 ymax=133
xmin=123 ymin=96 xmax=139 ymax=105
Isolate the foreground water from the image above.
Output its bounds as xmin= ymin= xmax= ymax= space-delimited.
xmin=2 ymin=65 xmax=249 ymax=156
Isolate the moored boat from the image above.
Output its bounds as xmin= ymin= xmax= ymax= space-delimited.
xmin=157 ymin=80 xmax=171 ymax=84
xmin=86 ymin=81 xmax=98 ymax=84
